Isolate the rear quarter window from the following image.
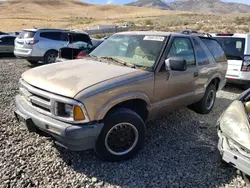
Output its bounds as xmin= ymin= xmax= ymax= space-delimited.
xmin=201 ymin=38 xmax=227 ymax=63
xmin=18 ymin=31 xmax=36 ymax=39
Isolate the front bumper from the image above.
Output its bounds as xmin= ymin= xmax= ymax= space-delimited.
xmin=218 ymin=130 xmax=250 ymax=175
xmin=14 ymin=95 xmax=104 ymax=151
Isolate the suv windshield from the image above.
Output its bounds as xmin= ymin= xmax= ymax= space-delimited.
xmin=214 ymin=37 xmax=245 ymax=60
xmin=90 ymin=34 xmax=166 ymax=69
xmin=18 ymin=30 xmax=36 ymax=39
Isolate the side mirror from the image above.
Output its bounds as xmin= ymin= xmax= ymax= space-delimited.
xmin=165 ymin=57 xmax=187 ymax=71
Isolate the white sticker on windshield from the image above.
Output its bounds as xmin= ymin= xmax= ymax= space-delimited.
xmin=236 ymin=41 xmax=242 ymax=49
xmin=143 ymin=36 xmax=164 ymax=42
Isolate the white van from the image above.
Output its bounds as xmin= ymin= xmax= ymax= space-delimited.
xmin=212 ymin=33 xmax=250 ymax=88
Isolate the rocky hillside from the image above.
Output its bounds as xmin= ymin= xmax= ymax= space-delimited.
xmin=126 ymin=0 xmax=250 ymax=14
xmin=126 ymin=0 xmax=172 ymax=10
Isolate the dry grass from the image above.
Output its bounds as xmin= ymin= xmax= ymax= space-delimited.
xmin=0 ymin=0 xmax=249 ymax=33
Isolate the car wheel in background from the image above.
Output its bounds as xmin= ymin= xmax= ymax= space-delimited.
xmin=190 ymin=84 xmax=216 ymax=114
xmin=241 ymin=172 xmax=250 ymax=184
xmin=43 ymin=50 xmax=58 ymax=64
xmin=95 ymin=108 xmax=145 ymax=161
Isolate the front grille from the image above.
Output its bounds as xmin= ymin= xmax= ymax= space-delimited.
xmin=19 ymin=79 xmax=52 ymax=115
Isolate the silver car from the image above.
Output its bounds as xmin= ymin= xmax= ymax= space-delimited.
xmin=14 ymin=29 xmax=69 ymax=64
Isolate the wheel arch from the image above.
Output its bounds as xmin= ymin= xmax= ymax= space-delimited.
xmin=205 ymin=74 xmax=221 ymax=91
xmin=96 ymin=92 xmax=150 ymax=122
xmin=44 ymin=49 xmax=58 ymax=56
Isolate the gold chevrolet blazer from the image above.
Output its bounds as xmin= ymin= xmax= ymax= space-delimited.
xmin=15 ymin=31 xmax=228 ymax=161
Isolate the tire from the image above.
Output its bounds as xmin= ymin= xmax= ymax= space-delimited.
xmin=191 ymin=84 xmax=216 ymax=114
xmin=95 ymin=108 xmax=145 ymax=161
xmin=241 ymin=172 xmax=250 ymax=184
xmin=27 ymin=60 xmax=38 ymax=64
xmin=43 ymin=50 xmax=58 ymax=64
xmin=242 ymin=83 xmax=250 ymax=90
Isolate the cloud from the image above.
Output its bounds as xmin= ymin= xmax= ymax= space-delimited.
xmin=106 ymin=0 xmax=115 ymax=4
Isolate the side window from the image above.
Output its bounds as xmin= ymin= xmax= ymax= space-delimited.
xmin=40 ymin=32 xmax=65 ymax=41
xmin=167 ymin=38 xmax=195 ymax=67
xmin=192 ymin=38 xmax=210 ymax=66
xmin=60 ymin=33 xmax=68 ymax=41
xmin=0 ymin=37 xmax=14 ymax=45
xmin=0 ymin=38 xmax=6 ymax=44
xmin=201 ymin=38 xmax=227 ymax=63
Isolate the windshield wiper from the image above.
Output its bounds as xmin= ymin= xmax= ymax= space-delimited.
xmin=100 ymin=56 xmax=138 ymax=68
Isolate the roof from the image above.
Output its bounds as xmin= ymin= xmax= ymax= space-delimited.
xmin=0 ymin=35 xmax=16 ymax=38
xmin=114 ymin=31 xmax=203 ymax=37
xmin=22 ymin=28 xmax=69 ymax=32
xmin=211 ymin=33 xmax=250 ymax=38
xmin=115 ymin=31 xmax=176 ymax=36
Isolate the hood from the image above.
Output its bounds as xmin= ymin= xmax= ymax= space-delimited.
xmin=21 ymin=59 xmax=145 ymax=98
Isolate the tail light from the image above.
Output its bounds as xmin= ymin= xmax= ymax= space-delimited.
xmin=25 ymin=40 xmax=39 ymax=45
xmin=216 ymin=33 xmax=234 ymax=36
xmin=76 ymin=52 xmax=88 ymax=59
xmin=241 ymin=55 xmax=250 ymax=72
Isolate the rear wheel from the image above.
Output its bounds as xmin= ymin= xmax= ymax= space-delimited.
xmin=43 ymin=50 xmax=58 ymax=64
xmin=191 ymin=84 xmax=216 ymax=114
xmin=95 ymin=108 xmax=145 ymax=161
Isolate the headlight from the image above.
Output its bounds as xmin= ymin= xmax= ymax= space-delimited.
xmin=220 ymin=100 xmax=250 ymax=149
xmin=54 ymin=102 xmax=86 ymax=122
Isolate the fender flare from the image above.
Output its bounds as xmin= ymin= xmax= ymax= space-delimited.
xmin=95 ymin=91 xmax=150 ymax=120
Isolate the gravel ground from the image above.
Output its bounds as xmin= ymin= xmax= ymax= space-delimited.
xmin=1 ymin=58 xmax=250 ymax=188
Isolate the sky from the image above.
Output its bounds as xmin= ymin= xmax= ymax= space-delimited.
xmin=82 ymin=0 xmax=250 ymax=5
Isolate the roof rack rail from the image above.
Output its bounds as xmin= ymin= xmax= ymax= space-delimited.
xmin=180 ymin=30 xmax=212 ymax=38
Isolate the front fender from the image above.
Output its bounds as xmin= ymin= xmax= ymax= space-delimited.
xmin=95 ymin=91 xmax=151 ymax=120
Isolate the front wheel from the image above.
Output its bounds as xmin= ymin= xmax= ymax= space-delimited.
xmin=95 ymin=108 xmax=145 ymax=161
xmin=191 ymin=84 xmax=216 ymax=114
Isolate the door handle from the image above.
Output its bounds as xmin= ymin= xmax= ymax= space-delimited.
xmin=194 ymin=72 xmax=199 ymax=77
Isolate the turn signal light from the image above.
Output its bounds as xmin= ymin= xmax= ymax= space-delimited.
xmin=73 ymin=105 xmax=85 ymax=121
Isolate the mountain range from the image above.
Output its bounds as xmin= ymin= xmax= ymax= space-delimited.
xmin=126 ymin=0 xmax=250 ymax=14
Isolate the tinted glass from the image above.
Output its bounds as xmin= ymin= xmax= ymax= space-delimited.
xmin=18 ymin=31 xmax=36 ymax=39
xmin=213 ymin=37 xmax=244 ymax=60
xmin=91 ymin=34 xmax=166 ymax=69
xmin=201 ymin=38 xmax=227 ymax=62
xmin=168 ymin=38 xmax=195 ymax=66
xmin=40 ymin=32 xmax=67 ymax=41
xmin=0 ymin=37 xmax=15 ymax=45
xmin=193 ymin=39 xmax=210 ymax=66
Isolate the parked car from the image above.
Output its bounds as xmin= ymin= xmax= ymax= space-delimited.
xmin=14 ymin=29 xmax=70 ymax=64
xmin=212 ymin=33 xmax=250 ymax=89
xmin=8 ymin=31 xmax=20 ymax=36
xmin=0 ymin=35 xmax=16 ymax=55
xmin=217 ymin=88 xmax=250 ymax=183
xmin=56 ymin=37 xmax=104 ymax=62
xmin=0 ymin=31 xmax=8 ymax=35
xmin=14 ymin=31 xmax=227 ymax=161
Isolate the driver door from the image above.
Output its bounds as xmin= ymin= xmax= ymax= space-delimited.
xmin=152 ymin=37 xmax=198 ymax=116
